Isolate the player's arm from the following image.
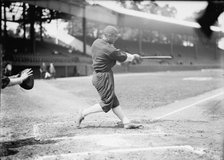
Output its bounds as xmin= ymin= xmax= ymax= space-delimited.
xmin=110 ymin=49 xmax=142 ymax=64
xmin=124 ymin=52 xmax=141 ymax=63
xmin=1 ymin=76 xmax=24 ymax=88
xmin=6 ymin=69 xmax=33 ymax=87
xmin=7 ymin=77 xmax=24 ymax=86
xmin=124 ymin=52 xmax=134 ymax=62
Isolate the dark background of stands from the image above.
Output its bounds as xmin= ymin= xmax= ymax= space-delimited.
xmin=1 ymin=1 xmax=224 ymax=79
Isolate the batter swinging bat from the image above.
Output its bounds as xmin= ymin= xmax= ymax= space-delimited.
xmin=141 ymin=56 xmax=173 ymax=59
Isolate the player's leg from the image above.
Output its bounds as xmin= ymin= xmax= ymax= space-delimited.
xmin=112 ymin=96 xmax=143 ymax=129
xmin=77 ymin=72 xmax=109 ymax=128
xmin=82 ymin=103 xmax=103 ymax=116
xmin=112 ymin=105 xmax=143 ymax=129
xmin=112 ymin=105 xmax=130 ymax=124
xmin=77 ymin=103 xmax=103 ymax=127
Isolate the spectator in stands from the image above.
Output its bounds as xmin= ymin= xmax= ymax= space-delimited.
xmin=1 ymin=68 xmax=33 ymax=89
xmin=39 ymin=62 xmax=47 ymax=79
xmin=49 ymin=63 xmax=56 ymax=79
xmin=73 ymin=66 xmax=79 ymax=76
xmin=4 ymin=63 xmax=13 ymax=76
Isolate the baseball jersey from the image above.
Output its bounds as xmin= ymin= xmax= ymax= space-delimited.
xmin=91 ymin=39 xmax=127 ymax=72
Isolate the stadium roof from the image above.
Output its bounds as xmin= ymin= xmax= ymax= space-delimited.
xmin=6 ymin=0 xmax=87 ymax=6
xmin=98 ymin=2 xmax=222 ymax=34
xmin=5 ymin=0 xmax=117 ymax=25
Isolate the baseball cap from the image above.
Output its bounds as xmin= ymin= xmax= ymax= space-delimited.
xmin=103 ymin=26 xmax=119 ymax=36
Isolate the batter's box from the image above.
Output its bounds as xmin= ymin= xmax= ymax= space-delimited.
xmin=33 ymin=120 xmax=181 ymax=141
xmin=30 ymin=127 xmax=207 ymax=159
xmin=33 ymin=122 xmax=79 ymax=140
xmin=33 ymin=121 xmax=129 ymax=140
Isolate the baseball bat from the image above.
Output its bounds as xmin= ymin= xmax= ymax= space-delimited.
xmin=141 ymin=56 xmax=173 ymax=59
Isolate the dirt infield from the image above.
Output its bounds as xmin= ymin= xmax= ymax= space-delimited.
xmin=1 ymin=70 xmax=224 ymax=160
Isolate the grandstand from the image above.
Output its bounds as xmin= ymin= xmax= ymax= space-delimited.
xmin=2 ymin=36 xmax=92 ymax=78
xmin=1 ymin=1 xmax=224 ymax=78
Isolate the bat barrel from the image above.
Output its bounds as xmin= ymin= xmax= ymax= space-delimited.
xmin=141 ymin=56 xmax=173 ymax=59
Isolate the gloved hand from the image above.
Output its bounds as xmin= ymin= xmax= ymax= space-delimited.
xmin=19 ymin=68 xmax=34 ymax=90
xmin=20 ymin=68 xmax=33 ymax=81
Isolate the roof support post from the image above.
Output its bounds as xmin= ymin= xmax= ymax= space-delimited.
xmin=82 ymin=6 xmax=86 ymax=55
xmin=138 ymin=28 xmax=142 ymax=55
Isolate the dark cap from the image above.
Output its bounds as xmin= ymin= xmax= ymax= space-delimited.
xmin=103 ymin=26 xmax=119 ymax=36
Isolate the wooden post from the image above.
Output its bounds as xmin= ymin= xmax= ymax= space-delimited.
xmin=65 ymin=65 xmax=68 ymax=77
xmin=39 ymin=8 xmax=43 ymax=42
xmin=138 ymin=29 xmax=142 ymax=54
xmin=23 ymin=3 xmax=26 ymax=39
xmin=3 ymin=2 xmax=7 ymax=37
xmin=193 ymin=31 xmax=198 ymax=60
xmin=82 ymin=6 xmax=86 ymax=55
xmin=29 ymin=5 xmax=36 ymax=54
xmin=170 ymin=33 xmax=174 ymax=56
xmin=0 ymin=0 xmax=2 ymax=37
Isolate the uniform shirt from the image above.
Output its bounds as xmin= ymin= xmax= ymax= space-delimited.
xmin=91 ymin=39 xmax=127 ymax=72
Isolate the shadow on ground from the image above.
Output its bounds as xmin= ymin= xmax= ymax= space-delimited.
xmin=0 ymin=137 xmax=57 ymax=157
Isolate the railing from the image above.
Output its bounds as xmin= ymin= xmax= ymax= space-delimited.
xmin=12 ymin=55 xmax=80 ymax=63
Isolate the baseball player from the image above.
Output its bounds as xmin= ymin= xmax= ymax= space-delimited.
xmin=77 ymin=26 xmax=143 ymax=129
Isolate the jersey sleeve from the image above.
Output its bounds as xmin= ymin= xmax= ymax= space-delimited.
xmin=1 ymin=77 xmax=10 ymax=89
xmin=109 ymin=49 xmax=127 ymax=62
xmin=107 ymin=44 xmax=127 ymax=63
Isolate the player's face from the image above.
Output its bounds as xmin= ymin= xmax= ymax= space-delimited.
xmin=109 ymin=34 xmax=120 ymax=44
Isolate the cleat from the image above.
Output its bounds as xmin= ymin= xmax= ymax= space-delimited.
xmin=76 ymin=113 xmax=84 ymax=128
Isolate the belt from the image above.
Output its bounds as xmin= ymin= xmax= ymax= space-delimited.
xmin=94 ymin=70 xmax=112 ymax=73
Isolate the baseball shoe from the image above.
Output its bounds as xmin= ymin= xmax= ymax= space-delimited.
xmin=124 ymin=123 xmax=143 ymax=129
xmin=76 ymin=112 xmax=84 ymax=128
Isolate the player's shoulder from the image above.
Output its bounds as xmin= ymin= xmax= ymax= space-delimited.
xmin=93 ymin=38 xmax=105 ymax=45
xmin=92 ymin=39 xmax=116 ymax=51
xmin=92 ymin=39 xmax=108 ymax=48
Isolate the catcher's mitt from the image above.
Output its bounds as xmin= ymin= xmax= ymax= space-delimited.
xmin=20 ymin=75 xmax=34 ymax=90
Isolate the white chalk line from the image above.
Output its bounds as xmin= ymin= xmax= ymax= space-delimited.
xmin=33 ymin=124 xmax=39 ymax=138
xmin=33 ymin=130 xmax=179 ymax=141
xmin=36 ymin=145 xmax=205 ymax=160
xmin=153 ymin=91 xmax=224 ymax=121
xmin=49 ymin=132 xmax=179 ymax=141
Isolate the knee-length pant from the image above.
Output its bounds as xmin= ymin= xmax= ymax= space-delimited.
xmin=92 ymin=71 xmax=119 ymax=113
